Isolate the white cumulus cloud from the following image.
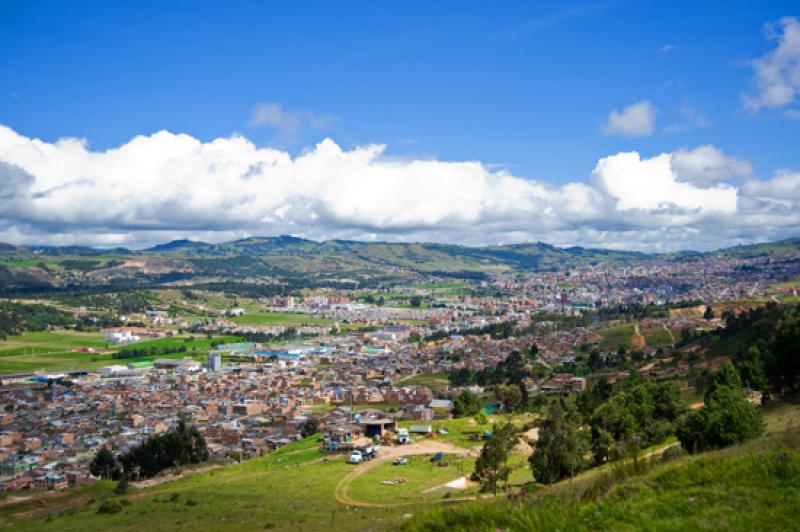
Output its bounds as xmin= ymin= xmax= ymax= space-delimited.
xmin=743 ymin=16 xmax=800 ymax=115
xmin=670 ymin=145 xmax=753 ymax=185
xmin=0 ymin=124 xmax=797 ymax=251
xmin=603 ymin=100 xmax=658 ymax=137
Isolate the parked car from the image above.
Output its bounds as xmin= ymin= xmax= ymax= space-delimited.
xmin=393 ymin=457 xmax=408 ymax=465
xmin=347 ymin=450 xmax=364 ymax=464
xmin=430 ymin=452 xmax=445 ymax=463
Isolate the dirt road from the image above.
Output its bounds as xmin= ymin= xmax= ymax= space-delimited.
xmin=333 ymin=440 xmax=477 ymax=507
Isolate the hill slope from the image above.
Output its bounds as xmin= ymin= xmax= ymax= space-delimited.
xmin=2 ymin=399 xmax=798 ymax=531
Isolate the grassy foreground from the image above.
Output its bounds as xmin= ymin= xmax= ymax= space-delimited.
xmin=2 ymin=399 xmax=797 ymax=530
xmin=405 ymin=400 xmax=800 ymax=531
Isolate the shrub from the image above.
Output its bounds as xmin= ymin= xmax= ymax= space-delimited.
xmin=97 ymin=500 xmax=122 ymax=515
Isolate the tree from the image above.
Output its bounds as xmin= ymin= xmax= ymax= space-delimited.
xmin=588 ymin=349 xmax=603 ymax=371
xmin=528 ymin=343 xmax=539 ymax=361
xmin=676 ymin=362 xmax=764 ymax=454
xmin=764 ymin=315 xmax=800 ymax=393
xmin=118 ymin=418 xmax=208 ymax=479
xmin=735 ymin=346 xmax=767 ymax=391
xmin=474 ymin=410 xmax=488 ymax=426
xmin=495 ymin=384 xmax=522 ymax=412
xmin=473 ymin=423 xmax=516 ymax=494
xmin=703 ymin=305 xmax=714 ymax=320
xmin=300 ymin=417 xmax=321 ymax=438
xmin=409 ymin=296 xmax=422 ymax=308
xmin=530 ymin=401 xmax=586 ymax=484
xmin=453 ymin=390 xmax=482 ymax=418
xmin=90 ymin=447 xmax=120 ymax=480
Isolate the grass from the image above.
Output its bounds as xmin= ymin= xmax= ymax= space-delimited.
xmin=397 ymin=372 xmax=450 ymax=390
xmin=5 ymin=400 xmax=799 ymax=531
xmin=1 ymin=436 xmax=415 ymax=531
xmin=229 ymin=311 xmax=333 ymax=327
xmin=598 ymin=323 xmax=637 ymax=351
xmin=349 ymin=454 xmax=478 ymax=505
xmin=406 ymin=431 xmax=800 ymax=531
xmin=0 ymin=332 xmax=238 ymax=374
xmin=405 ymin=398 xmax=800 ymax=531
xmin=397 ymin=413 xmax=538 ymax=449
xmin=643 ymin=328 xmax=673 ymax=347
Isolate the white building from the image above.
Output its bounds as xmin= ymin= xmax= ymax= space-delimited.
xmin=105 ymin=330 xmax=140 ymax=343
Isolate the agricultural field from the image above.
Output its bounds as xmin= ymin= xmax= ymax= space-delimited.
xmin=0 ymin=332 xmax=238 ymax=374
xmin=229 ymin=311 xmax=333 ymax=327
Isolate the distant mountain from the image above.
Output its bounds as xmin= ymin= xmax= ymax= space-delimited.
xmin=0 ymin=236 xmax=797 ymax=295
xmin=27 ymin=245 xmax=132 ymax=256
xmin=144 ymin=239 xmax=211 ymax=253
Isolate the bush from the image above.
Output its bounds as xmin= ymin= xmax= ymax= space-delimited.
xmin=661 ymin=445 xmax=687 ymax=463
xmin=97 ymin=500 xmax=122 ymax=515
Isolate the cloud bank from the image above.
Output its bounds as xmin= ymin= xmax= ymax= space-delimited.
xmin=0 ymin=124 xmax=797 ymax=252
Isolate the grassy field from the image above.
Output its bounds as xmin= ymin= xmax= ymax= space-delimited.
xmin=348 ymin=453 xmax=478 ymax=505
xmin=397 ymin=373 xmax=450 ymax=390
xmin=229 ymin=311 xmax=333 ymax=327
xmin=0 ymin=332 xmax=238 ymax=374
xmin=643 ymin=328 xmax=673 ymax=347
xmin=597 ymin=323 xmax=637 ymax=351
xmin=398 ymin=413 xmax=538 ymax=449
xmin=0 ymin=436 xmax=426 ymax=531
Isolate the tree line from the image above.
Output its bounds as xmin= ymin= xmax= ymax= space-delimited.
xmin=112 ymin=345 xmax=188 ymax=359
xmin=90 ymin=419 xmax=208 ymax=481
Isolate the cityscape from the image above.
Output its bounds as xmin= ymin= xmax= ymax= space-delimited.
xmin=1 ymin=2 xmax=799 ymax=530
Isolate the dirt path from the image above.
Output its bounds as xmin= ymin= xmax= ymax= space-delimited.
xmin=333 ymin=440 xmax=475 ymax=508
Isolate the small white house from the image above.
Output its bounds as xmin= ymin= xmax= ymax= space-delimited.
xmin=106 ymin=330 xmax=140 ymax=343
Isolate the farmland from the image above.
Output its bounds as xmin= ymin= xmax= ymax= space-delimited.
xmin=229 ymin=311 xmax=333 ymax=327
xmin=0 ymin=331 xmax=238 ymax=374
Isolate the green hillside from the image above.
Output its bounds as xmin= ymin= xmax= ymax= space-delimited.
xmin=0 ymin=236 xmax=798 ymax=295
xmin=407 ymin=399 xmax=800 ymax=531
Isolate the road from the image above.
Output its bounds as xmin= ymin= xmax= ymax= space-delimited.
xmin=333 ymin=440 xmax=477 ymax=507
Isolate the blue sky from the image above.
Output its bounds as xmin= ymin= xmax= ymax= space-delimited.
xmin=0 ymin=1 xmax=798 ymax=250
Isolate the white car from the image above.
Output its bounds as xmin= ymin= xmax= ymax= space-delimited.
xmin=347 ymin=450 xmax=363 ymax=464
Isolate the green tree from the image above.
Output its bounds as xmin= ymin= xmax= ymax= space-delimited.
xmin=735 ymin=345 xmax=768 ymax=391
xmin=676 ymin=362 xmax=764 ymax=454
xmin=473 ymin=423 xmax=516 ymax=494
xmin=90 ymin=447 xmax=120 ymax=480
xmin=588 ymin=349 xmax=603 ymax=371
xmin=765 ymin=315 xmax=800 ymax=393
xmin=474 ymin=410 xmax=488 ymax=426
xmin=530 ymin=401 xmax=586 ymax=484
xmin=453 ymin=390 xmax=482 ymax=418
xmin=300 ymin=417 xmax=321 ymax=438
xmin=495 ymin=384 xmax=522 ymax=412
xmin=528 ymin=343 xmax=539 ymax=361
